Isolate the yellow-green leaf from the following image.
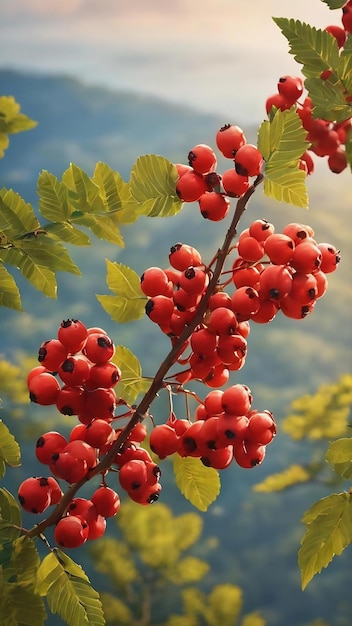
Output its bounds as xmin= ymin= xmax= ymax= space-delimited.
xmin=0 ymin=247 xmax=57 ymax=298
xmin=0 ymin=133 xmax=9 ymax=158
xmin=173 ymin=455 xmax=220 ymax=512
xmin=130 ymin=155 xmax=183 ymax=217
xmin=63 ymin=163 xmax=104 ymax=213
xmin=0 ymin=420 xmax=21 ymax=470
xmin=0 ymin=96 xmax=37 ymax=134
xmin=0 ymin=488 xmax=22 ymax=542
xmin=0 ymin=189 xmax=39 ymax=239
xmin=45 ymin=221 xmax=91 ymax=246
xmin=241 ymin=611 xmax=267 ymax=626
xmin=96 ymin=260 xmax=146 ymax=323
xmin=35 ymin=551 xmax=105 ymax=626
xmin=37 ymin=170 xmax=71 ymax=222
xmin=0 ymin=264 xmax=21 ymax=311
xmin=305 ymin=77 xmax=352 ymax=123
xmin=253 ymin=464 xmax=310 ymax=492
xmin=167 ymin=556 xmax=209 ymax=584
xmin=298 ymin=492 xmax=352 ymax=589
xmin=112 ymin=345 xmax=150 ymax=405
xmin=326 ymin=438 xmax=352 ymax=479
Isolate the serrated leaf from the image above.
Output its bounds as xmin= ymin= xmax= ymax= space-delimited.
xmin=257 ymin=120 xmax=271 ymax=161
xmin=35 ymin=551 xmax=105 ymax=626
xmin=340 ymin=34 xmax=352 ymax=93
xmin=37 ymin=170 xmax=71 ymax=222
xmin=305 ymin=77 xmax=352 ymax=123
xmin=15 ymin=238 xmax=81 ymax=276
xmin=71 ymin=212 xmax=124 ymax=246
xmin=92 ymin=162 xmax=140 ymax=225
xmin=45 ymin=221 xmax=91 ymax=246
xmin=321 ymin=0 xmax=346 ymax=8
xmin=273 ymin=18 xmax=340 ymax=78
xmin=253 ymin=464 xmax=310 ymax=492
xmin=63 ymin=163 xmax=105 ymax=213
xmin=0 ymin=189 xmax=39 ymax=240
xmin=0 ymin=264 xmax=21 ymax=310
xmin=173 ymin=455 xmax=220 ymax=512
xmin=298 ymin=492 xmax=352 ymax=589
xmin=96 ymin=260 xmax=146 ymax=323
xmin=263 ymin=108 xmax=309 ymax=207
xmin=112 ymin=346 xmax=150 ymax=405
xmin=326 ymin=438 xmax=352 ymax=478
xmin=9 ymin=536 xmax=40 ymax=586
xmin=0 ymin=489 xmax=22 ymax=543
xmin=130 ymin=155 xmax=183 ymax=217
xmin=0 ymin=247 xmax=57 ymax=298
xmin=0 ymin=420 xmax=21 ymax=469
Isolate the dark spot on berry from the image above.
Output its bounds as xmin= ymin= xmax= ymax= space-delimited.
xmin=224 ymin=429 xmax=236 ymax=440
xmin=148 ymin=492 xmax=160 ymax=504
xmin=60 ymin=405 xmax=74 ymax=416
xmin=201 ymin=456 xmax=211 ymax=467
xmin=219 ymin=123 xmax=231 ymax=132
xmin=308 ymin=288 xmax=316 ymax=298
xmin=153 ymin=465 xmax=161 ymax=479
xmin=51 ymin=453 xmax=60 ymax=462
xmin=301 ymin=306 xmax=310 ymax=318
xmin=18 ymin=495 xmax=25 ymax=505
xmin=184 ymin=437 xmax=197 ymax=452
xmin=131 ymin=481 xmax=141 ymax=490
xmin=145 ymin=300 xmax=155 ymax=316
xmin=188 ymin=150 xmax=196 ymax=165
xmin=185 ymin=267 xmax=196 ymax=280
xmin=38 ymin=347 xmax=47 ymax=363
xmin=251 ymin=458 xmax=260 ymax=467
xmin=246 ymin=287 xmax=256 ymax=298
xmin=297 ymin=230 xmax=307 ymax=240
xmin=269 ymin=288 xmax=280 ymax=300
xmin=39 ymin=477 xmax=49 ymax=487
xmin=36 ymin=436 xmax=45 ymax=448
xmin=234 ymin=162 xmax=248 ymax=177
xmin=29 ymin=392 xmax=38 ymax=403
xmin=62 ymin=359 xmax=74 ymax=373
xmin=97 ymin=336 xmax=112 ymax=348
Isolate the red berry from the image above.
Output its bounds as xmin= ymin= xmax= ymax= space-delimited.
xmin=18 ymin=476 xmax=52 ymax=513
xmin=277 ymin=75 xmax=303 ymax=102
xmin=234 ymin=145 xmax=263 ymax=177
xmin=198 ymin=192 xmax=231 ymax=221
xmin=176 ymin=171 xmax=207 ymax=202
xmin=216 ymin=124 xmax=246 ymax=158
xmin=169 ymin=243 xmax=202 ymax=271
xmin=188 ymin=143 xmax=217 ymax=175
xmin=58 ymin=319 xmax=88 ymax=353
xmin=38 ymin=339 xmax=68 ymax=371
xmin=221 ymin=169 xmax=249 ymax=197
xmin=221 ymin=384 xmax=252 ymax=416
xmin=36 ymin=431 xmax=68 ymax=465
xmin=58 ymin=356 xmax=91 ymax=386
xmin=28 ymin=372 xmax=61 ymax=405
xmin=54 ymin=515 xmax=89 ymax=548
xmin=91 ymin=486 xmax=121 ymax=518
xmin=325 ymin=24 xmax=346 ymax=48
xmin=140 ymin=267 xmax=173 ymax=297
xmin=83 ymin=332 xmax=115 ymax=364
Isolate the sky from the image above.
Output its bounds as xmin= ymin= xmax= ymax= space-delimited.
xmin=0 ymin=0 xmax=343 ymax=123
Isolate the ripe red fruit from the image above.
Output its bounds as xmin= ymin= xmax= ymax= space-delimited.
xmin=230 ymin=286 xmax=260 ymax=317
xmin=58 ymin=356 xmax=91 ymax=387
xmin=179 ymin=266 xmax=209 ymax=296
xmin=277 ymin=75 xmax=303 ymax=102
xmin=176 ymin=171 xmax=208 ymax=202
xmin=140 ymin=266 xmax=173 ymax=297
xmin=325 ymin=24 xmax=346 ymax=48
xmin=83 ymin=332 xmax=115 ymax=364
xmin=149 ymin=423 xmax=180 ymax=459
xmin=279 ymin=295 xmax=316 ymax=320
xmin=221 ymin=169 xmax=249 ymax=197
xmin=237 ymin=234 xmax=265 ymax=263
xmin=201 ymin=445 xmax=234 ymax=470
xmin=249 ymin=219 xmax=275 ymax=242
xmin=50 ymin=451 xmax=88 ymax=483
xmin=282 ymin=222 xmax=314 ymax=244
xmin=119 ymin=459 xmax=148 ymax=491
xmin=58 ymin=319 xmax=88 ymax=353
xmin=47 ymin=476 xmax=63 ymax=505
xmin=327 ymin=147 xmax=347 ymax=173
xmin=216 ymin=124 xmax=246 ymax=158
xmin=247 ymin=411 xmax=276 ymax=445
xmin=259 ymin=265 xmax=293 ymax=301
xmin=198 ymin=192 xmax=231 ymax=221
xmin=38 ymin=339 xmax=68 ymax=371
xmin=56 ymin=385 xmax=85 ymax=416
xmin=83 ymin=387 xmax=118 ymax=421
xmin=84 ymin=419 xmax=114 ymax=448
xmin=54 ymin=515 xmax=89 ymax=548
xmin=233 ymin=441 xmax=266 ymax=468
xmin=264 ymin=233 xmax=295 ymax=265
xmin=234 ymin=144 xmax=263 ymax=177
xmin=18 ymin=476 xmax=52 ymax=513
xmin=221 ymin=384 xmax=252 ymax=416
xmin=87 ymin=362 xmax=121 ymax=389
xmin=188 ymin=143 xmax=217 ymax=174
xmin=28 ymin=372 xmax=61 ymax=405
xmin=169 ymin=243 xmax=202 ymax=271
xmin=145 ymin=295 xmax=174 ymax=324
xmin=265 ymin=92 xmax=294 ymax=114
xmin=290 ymin=240 xmax=322 ymax=274
xmin=317 ymin=243 xmax=341 ymax=273
xmin=91 ymin=486 xmax=121 ymax=517
xmin=36 ymin=431 xmax=68 ymax=465
xmin=206 ymin=307 xmax=238 ymax=335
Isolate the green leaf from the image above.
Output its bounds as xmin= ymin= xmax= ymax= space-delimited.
xmin=9 ymin=536 xmax=40 ymax=586
xmin=321 ymin=0 xmax=346 ymax=8
xmin=262 ymin=108 xmax=309 ymax=207
xmin=71 ymin=212 xmax=124 ymax=246
xmin=0 ymin=247 xmax=57 ymax=298
xmin=241 ymin=612 xmax=267 ymax=626
xmin=167 ymin=556 xmax=209 ymax=584
xmin=326 ymin=438 xmax=352 ymax=478
xmin=44 ymin=221 xmax=91 ymax=246
xmin=63 ymin=163 xmax=105 ymax=214
xmin=0 ymin=189 xmax=40 ymax=240
xmin=0 ymin=488 xmax=22 ymax=543
xmin=112 ymin=346 xmax=150 ymax=405
xmin=35 ymin=550 xmax=105 ymax=626
xmin=273 ymin=18 xmax=340 ymax=78
xmin=15 ymin=238 xmax=81 ymax=276
xmin=96 ymin=260 xmax=146 ymax=323
xmin=37 ymin=170 xmax=71 ymax=222
xmin=207 ymin=584 xmax=243 ymax=626
xmin=0 ymin=420 xmax=21 ymax=471
xmin=130 ymin=155 xmax=183 ymax=217
xmin=0 ymin=264 xmax=21 ymax=310
xmin=305 ymin=77 xmax=352 ymax=123
xmin=298 ymin=492 xmax=352 ymax=589
xmin=173 ymin=455 xmax=221 ymax=512
xmin=253 ymin=464 xmax=310 ymax=492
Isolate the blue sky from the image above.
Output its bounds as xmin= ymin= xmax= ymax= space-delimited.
xmin=1 ymin=0 xmax=341 ymax=123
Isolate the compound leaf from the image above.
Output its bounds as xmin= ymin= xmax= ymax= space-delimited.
xmin=37 ymin=170 xmax=71 ymax=222
xmin=0 ymin=189 xmax=39 ymax=240
xmin=35 ymin=550 xmax=105 ymax=626
xmin=305 ymin=76 xmax=352 ymax=123
xmin=0 ymin=247 xmax=57 ymax=298
xmin=261 ymin=108 xmax=309 ymax=207
xmin=321 ymin=0 xmax=347 ymax=8
xmin=173 ymin=455 xmax=220 ymax=512
xmin=326 ymin=438 xmax=352 ymax=478
xmin=96 ymin=260 xmax=146 ymax=323
xmin=273 ymin=18 xmax=340 ymax=78
xmin=130 ymin=155 xmax=183 ymax=217
xmin=44 ymin=221 xmax=91 ymax=246
xmin=298 ymin=492 xmax=352 ymax=589
xmin=112 ymin=346 xmax=150 ymax=405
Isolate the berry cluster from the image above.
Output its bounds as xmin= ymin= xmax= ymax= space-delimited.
xmin=20 ymin=319 xmax=162 ymax=548
xmin=266 ymin=8 xmax=352 ymax=175
xmin=141 ymin=220 xmax=340 ymax=386
xmin=175 ymin=126 xmax=263 ymax=220
xmin=150 ymin=384 xmax=276 ymax=470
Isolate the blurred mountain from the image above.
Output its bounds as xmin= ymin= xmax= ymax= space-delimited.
xmin=1 ymin=69 xmax=352 ymax=626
